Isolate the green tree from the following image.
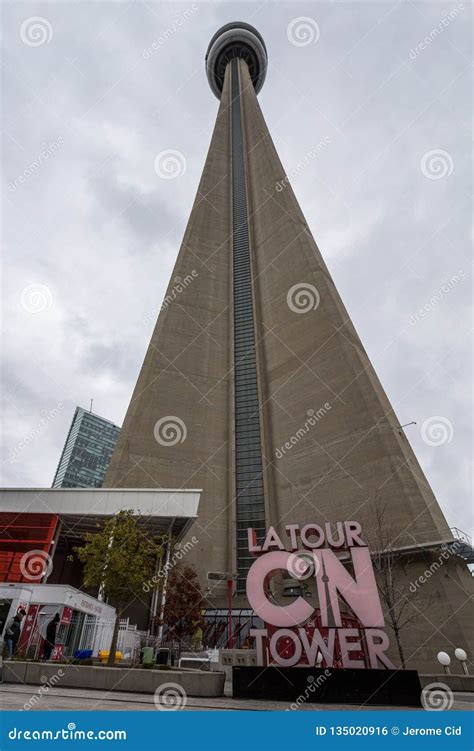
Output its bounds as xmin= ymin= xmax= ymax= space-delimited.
xmin=76 ymin=510 xmax=167 ymax=665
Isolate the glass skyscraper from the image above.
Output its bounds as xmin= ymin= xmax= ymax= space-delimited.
xmin=52 ymin=407 xmax=120 ymax=488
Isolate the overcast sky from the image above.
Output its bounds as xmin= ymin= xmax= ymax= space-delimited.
xmin=1 ymin=1 xmax=472 ymax=537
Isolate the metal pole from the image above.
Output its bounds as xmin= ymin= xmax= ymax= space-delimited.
xmin=43 ymin=519 xmax=62 ymax=584
xmin=227 ymin=578 xmax=233 ymax=649
xmin=98 ymin=531 xmax=114 ymax=603
xmin=149 ymin=549 xmax=163 ymax=633
xmin=157 ymin=521 xmax=174 ymax=642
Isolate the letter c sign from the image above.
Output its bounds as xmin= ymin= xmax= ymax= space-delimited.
xmin=246 ymin=551 xmax=314 ymax=627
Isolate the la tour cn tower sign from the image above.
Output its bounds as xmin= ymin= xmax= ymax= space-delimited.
xmin=245 ymin=521 xmax=396 ymax=670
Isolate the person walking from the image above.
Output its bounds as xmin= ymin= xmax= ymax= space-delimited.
xmin=42 ymin=613 xmax=60 ymax=661
xmin=191 ymin=623 xmax=203 ymax=651
xmin=4 ymin=608 xmax=26 ymax=658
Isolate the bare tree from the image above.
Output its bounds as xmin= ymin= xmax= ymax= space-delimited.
xmin=361 ymin=498 xmax=429 ymax=669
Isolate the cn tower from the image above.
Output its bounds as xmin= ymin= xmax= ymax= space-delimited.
xmin=105 ymin=24 xmax=473 ymax=672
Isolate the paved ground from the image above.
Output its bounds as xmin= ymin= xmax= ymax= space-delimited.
xmin=0 ymin=684 xmax=472 ymax=712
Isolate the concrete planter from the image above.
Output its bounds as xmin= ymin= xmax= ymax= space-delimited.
xmin=3 ymin=661 xmax=225 ymax=698
xmin=420 ymin=673 xmax=474 ymax=693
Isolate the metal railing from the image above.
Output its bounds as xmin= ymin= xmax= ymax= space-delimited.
xmin=450 ymin=527 xmax=472 ymax=546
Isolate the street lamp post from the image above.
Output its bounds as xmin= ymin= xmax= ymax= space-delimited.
xmin=454 ymin=648 xmax=469 ymax=675
xmin=207 ymin=572 xmax=237 ymax=649
xmin=437 ymin=651 xmax=451 ymax=675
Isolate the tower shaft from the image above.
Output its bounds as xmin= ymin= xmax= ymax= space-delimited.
xmin=104 ymin=36 xmax=472 ymax=670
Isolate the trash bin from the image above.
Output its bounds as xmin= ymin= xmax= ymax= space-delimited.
xmin=98 ymin=650 xmax=122 ymax=663
xmin=73 ymin=650 xmax=93 ymax=661
xmin=142 ymin=646 xmax=154 ymax=666
xmin=157 ymin=648 xmax=170 ymax=666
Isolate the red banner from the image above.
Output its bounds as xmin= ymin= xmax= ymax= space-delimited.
xmin=17 ymin=603 xmax=39 ymax=653
xmin=61 ymin=606 xmax=72 ymax=625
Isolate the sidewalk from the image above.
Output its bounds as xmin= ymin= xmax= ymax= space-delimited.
xmin=1 ymin=684 xmax=473 ymax=712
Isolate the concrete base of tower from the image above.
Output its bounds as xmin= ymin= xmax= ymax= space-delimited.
xmin=200 ymin=549 xmax=473 ymax=675
xmin=233 ymin=666 xmax=423 ymax=706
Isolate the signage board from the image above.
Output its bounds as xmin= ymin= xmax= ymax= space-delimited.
xmin=246 ymin=521 xmax=395 ymax=669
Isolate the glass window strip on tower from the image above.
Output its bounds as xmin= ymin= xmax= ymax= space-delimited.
xmin=231 ymin=58 xmax=266 ymax=591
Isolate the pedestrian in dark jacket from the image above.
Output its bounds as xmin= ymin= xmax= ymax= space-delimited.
xmin=4 ymin=608 xmax=26 ymax=658
xmin=42 ymin=613 xmax=60 ymax=661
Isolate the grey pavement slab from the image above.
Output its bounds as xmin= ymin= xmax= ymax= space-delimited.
xmin=2 ymin=684 xmax=472 ymax=712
